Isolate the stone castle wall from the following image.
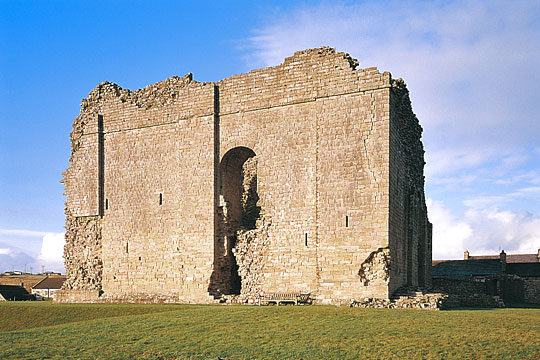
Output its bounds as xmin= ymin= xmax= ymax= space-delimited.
xmin=58 ymin=47 xmax=430 ymax=304
xmin=388 ymin=80 xmax=432 ymax=294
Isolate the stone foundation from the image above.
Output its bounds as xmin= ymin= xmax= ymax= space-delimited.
xmin=55 ymin=289 xmax=102 ymax=303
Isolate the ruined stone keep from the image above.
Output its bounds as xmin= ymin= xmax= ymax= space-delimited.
xmin=57 ymin=47 xmax=432 ymax=304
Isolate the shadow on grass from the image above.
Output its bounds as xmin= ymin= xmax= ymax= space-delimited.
xmin=504 ymin=302 xmax=540 ymax=309
xmin=444 ymin=307 xmax=499 ymax=311
xmin=444 ymin=302 xmax=540 ymax=310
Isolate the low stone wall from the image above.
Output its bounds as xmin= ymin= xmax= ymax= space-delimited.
xmin=432 ymin=278 xmax=505 ymax=308
xmin=500 ymin=276 xmax=540 ymax=304
xmin=500 ymin=277 xmax=524 ymax=302
xmin=524 ymin=279 xmax=540 ymax=304
xmin=55 ymin=289 xmax=102 ymax=303
xmin=99 ymin=293 xmax=213 ymax=304
xmin=55 ymin=290 xmax=219 ymax=304
xmin=458 ymin=294 xmax=505 ymax=308
xmin=432 ymin=278 xmax=490 ymax=295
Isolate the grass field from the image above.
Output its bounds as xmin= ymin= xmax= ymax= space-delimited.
xmin=1 ymin=302 xmax=540 ymax=359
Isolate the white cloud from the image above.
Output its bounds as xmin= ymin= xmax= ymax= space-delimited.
xmin=512 ymin=186 xmax=540 ymax=198
xmin=427 ymin=198 xmax=472 ymax=259
xmin=0 ymin=228 xmax=49 ymax=237
xmin=245 ymin=0 xmax=540 ymax=178
xmin=429 ymin=175 xmax=477 ymax=187
xmin=37 ymin=233 xmax=65 ymax=271
xmin=462 ymin=196 xmax=509 ymax=209
xmin=463 ymin=207 xmax=540 ymax=254
xmin=0 ymin=233 xmax=65 ymax=274
xmin=0 ymin=244 xmax=36 ymax=274
xmin=428 ymin=198 xmax=540 ymax=259
xmin=246 ymin=1 xmax=540 ymax=260
xmin=491 ymin=171 xmax=540 ymax=185
xmin=425 ymin=148 xmax=496 ymax=179
xmin=500 ymin=153 xmax=530 ymax=171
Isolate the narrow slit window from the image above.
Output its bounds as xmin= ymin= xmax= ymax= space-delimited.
xmin=305 ymin=233 xmax=308 ymax=247
xmin=345 ymin=215 xmax=349 ymax=227
xmin=105 ymin=199 xmax=109 ymax=210
xmin=159 ymin=193 xmax=163 ymax=206
xmin=125 ymin=242 xmax=129 ymax=254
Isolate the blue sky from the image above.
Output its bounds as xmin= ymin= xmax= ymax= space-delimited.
xmin=1 ymin=0 xmax=539 ymax=273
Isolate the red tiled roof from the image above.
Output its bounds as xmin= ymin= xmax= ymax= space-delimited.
xmin=32 ymin=276 xmax=66 ymax=290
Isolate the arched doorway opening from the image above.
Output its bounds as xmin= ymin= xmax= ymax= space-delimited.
xmin=209 ymin=146 xmax=259 ymax=297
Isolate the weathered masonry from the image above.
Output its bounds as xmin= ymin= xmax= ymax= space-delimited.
xmin=57 ymin=47 xmax=432 ymax=304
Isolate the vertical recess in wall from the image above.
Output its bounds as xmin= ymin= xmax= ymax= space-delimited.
xmin=98 ymin=114 xmax=105 ymax=217
xmin=209 ymin=84 xmax=221 ymax=297
xmin=314 ymin=110 xmax=321 ymax=292
xmin=406 ymin=192 xmax=413 ymax=285
xmin=417 ymin=193 xmax=426 ymax=287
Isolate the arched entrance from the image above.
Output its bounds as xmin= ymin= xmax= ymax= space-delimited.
xmin=209 ymin=146 xmax=259 ymax=297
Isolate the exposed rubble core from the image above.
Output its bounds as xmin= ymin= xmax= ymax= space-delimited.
xmin=358 ymin=248 xmax=390 ymax=286
xmin=232 ymin=156 xmax=272 ymax=296
xmin=239 ymin=157 xmax=260 ymax=229
xmin=209 ymin=150 xmax=270 ymax=298
xmin=233 ymin=216 xmax=271 ymax=296
xmin=62 ymin=211 xmax=102 ymax=290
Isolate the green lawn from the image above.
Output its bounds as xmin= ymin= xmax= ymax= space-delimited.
xmin=1 ymin=302 xmax=539 ymax=359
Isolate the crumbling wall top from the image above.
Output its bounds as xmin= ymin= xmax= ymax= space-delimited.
xmin=284 ymin=46 xmax=360 ymax=70
xmin=218 ymin=47 xmax=392 ymax=115
xmin=82 ymin=73 xmax=199 ymax=110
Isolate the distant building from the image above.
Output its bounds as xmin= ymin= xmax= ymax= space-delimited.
xmin=0 ymin=285 xmax=34 ymax=301
xmin=2 ymin=271 xmax=23 ymax=276
xmin=32 ymin=276 xmax=66 ymax=300
xmin=0 ymin=274 xmax=47 ymax=292
xmin=432 ymin=249 xmax=540 ymax=306
xmin=463 ymin=249 xmax=540 ymax=263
